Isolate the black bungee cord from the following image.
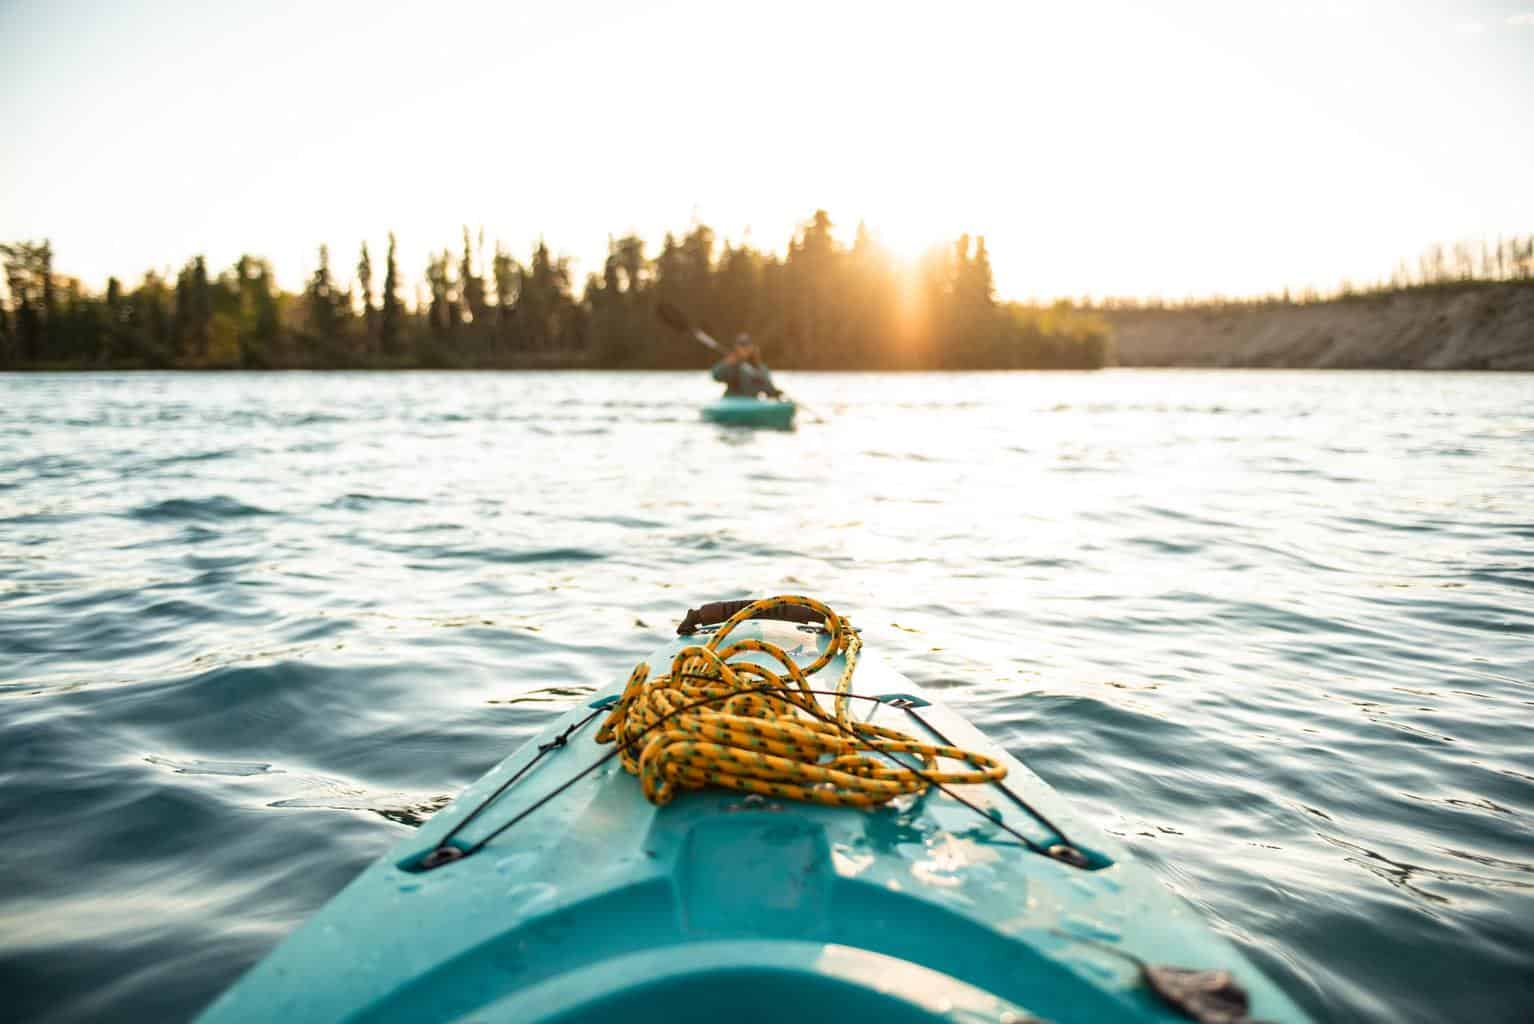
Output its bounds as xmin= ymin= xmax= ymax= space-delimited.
xmin=417 ymin=684 xmax=1090 ymax=870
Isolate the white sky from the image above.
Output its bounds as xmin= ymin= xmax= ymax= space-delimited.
xmin=3 ymin=0 xmax=1532 ymax=300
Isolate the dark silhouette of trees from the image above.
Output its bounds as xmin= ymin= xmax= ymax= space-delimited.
xmin=514 ymin=239 xmax=580 ymax=355
xmin=424 ymin=248 xmax=455 ymax=352
xmin=173 ymin=255 xmax=213 ymax=363
xmin=380 ymin=233 xmax=402 ymax=357
xmin=132 ymin=271 xmax=175 ymax=367
xmin=20 ymin=214 xmax=1524 ymax=371
xmin=303 ymin=245 xmax=349 ymax=362
xmin=460 ymin=228 xmax=489 ymax=338
xmin=1 ymin=241 xmax=52 ymax=362
xmin=232 ymin=256 xmax=280 ymax=367
xmin=357 ymin=243 xmax=375 ymax=355
xmin=490 ymin=241 xmax=520 ymax=358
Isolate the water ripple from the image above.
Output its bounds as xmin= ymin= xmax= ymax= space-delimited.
xmin=128 ymin=496 xmax=273 ymax=522
xmin=1 ymin=369 xmax=1532 ymax=1023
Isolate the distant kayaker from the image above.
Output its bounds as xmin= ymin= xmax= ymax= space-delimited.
xmin=712 ymin=334 xmax=782 ymax=399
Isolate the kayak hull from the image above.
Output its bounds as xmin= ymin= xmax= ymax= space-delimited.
xmin=701 ymin=395 xmax=797 ymax=428
xmin=198 ymin=620 xmax=1313 ymax=1024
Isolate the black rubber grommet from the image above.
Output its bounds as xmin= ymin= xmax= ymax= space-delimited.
xmin=1047 ymin=843 xmax=1090 ymax=868
xmin=420 ymin=845 xmax=465 ymax=870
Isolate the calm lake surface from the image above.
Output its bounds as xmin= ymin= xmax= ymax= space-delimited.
xmin=2 ymin=370 xmax=1531 ymax=1022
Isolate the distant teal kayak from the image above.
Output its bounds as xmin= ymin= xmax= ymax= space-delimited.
xmin=198 ymin=600 xmax=1313 ymax=1024
xmin=702 ymin=395 xmax=796 ymax=428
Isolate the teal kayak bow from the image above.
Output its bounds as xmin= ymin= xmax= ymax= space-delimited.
xmin=197 ymin=597 xmax=1313 ymax=1024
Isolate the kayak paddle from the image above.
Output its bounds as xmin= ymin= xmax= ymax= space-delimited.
xmin=655 ymin=301 xmax=724 ymax=353
xmin=654 ymin=301 xmax=826 ymax=423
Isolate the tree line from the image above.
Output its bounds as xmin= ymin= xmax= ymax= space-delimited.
xmin=0 ymin=211 xmax=1112 ymax=371
xmin=1084 ymin=234 xmax=1534 ymax=313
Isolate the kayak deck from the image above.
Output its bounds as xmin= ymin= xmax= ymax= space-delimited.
xmin=198 ymin=620 xmax=1311 ymax=1024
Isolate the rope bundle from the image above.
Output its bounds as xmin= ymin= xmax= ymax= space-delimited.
xmin=595 ymin=595 xmax=1005 ymax=808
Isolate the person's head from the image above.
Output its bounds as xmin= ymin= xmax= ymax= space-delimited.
xmin=732 ymin=333 xmax=753 ymax=360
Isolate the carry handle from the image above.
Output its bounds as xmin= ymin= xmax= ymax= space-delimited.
xmin=676 ymin=599 xmax=827 ymax=636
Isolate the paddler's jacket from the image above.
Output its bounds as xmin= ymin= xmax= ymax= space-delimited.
xmin=711 ymin=358 xmax=779 ymax=398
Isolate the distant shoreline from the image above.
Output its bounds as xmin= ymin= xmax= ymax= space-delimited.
xmin=5 ymin=279 xmax=1530 ymax=373
xmin=2 ymin=364 xmax=1525 ymax=374
xmin=1104 ymin=280 xmax=1534 ymax=371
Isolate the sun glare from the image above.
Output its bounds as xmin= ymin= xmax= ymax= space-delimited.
xmin=873 ymin=223 xmax=948 ymax=267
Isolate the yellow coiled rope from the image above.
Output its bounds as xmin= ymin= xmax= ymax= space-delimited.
xmin=594 ymin=595 xmax=1005 ymax=808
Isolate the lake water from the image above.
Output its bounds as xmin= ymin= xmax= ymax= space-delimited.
xmin=2 ymin=369 xmax=1531 ymax=1022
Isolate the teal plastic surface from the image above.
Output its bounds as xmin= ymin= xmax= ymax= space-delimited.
xmin=701 ymin=395 xmax=797 ymax=428
xmin=197 ymin=621 xmax=1314 ymax=1024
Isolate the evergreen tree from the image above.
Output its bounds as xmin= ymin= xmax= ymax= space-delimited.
xmin=517 ymin=239 xmax=577 ymax=352
xmin=133 ymin=270 xmax=175 ymax=367
xmin=716 ymin=241 xmax=762 ymax=341
xmin=847 ymin=223 xmax=896 ymax=366
xmin=40 ymin=240 xmax=56 ymax=358
xmin=782 ymin=210 xmax=842 ymax=366
xmin=1 ymin=241 xmax=50 ymax=362
xmin=491 ymin=242 xmax=520 ymax=354
xmin=613 ymin=235 xmax=645 ymax=294
xmin=105 ymin=276 xmax=125 ymax=361
xmin=679 ymin=224 xmax=716 ymax=328
xmin=304 ymin=245 xmax=347 ymax=357
xmin=234 ymin=255 xmax=280 ymax=366
xmin=380 ymin=232 xmax=401 ymax=356
xmin=969 ymin=236 xmax=995 ymax=304
xmin=357 ymin=242 xmax=375 ymax=353
xmin=425 ymin=249 xmax=455 ymax=344
xmin=174 ymin=255 xmax=213 ymax=361
xmin=460 ymin=227 xmax=488 ymax=331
